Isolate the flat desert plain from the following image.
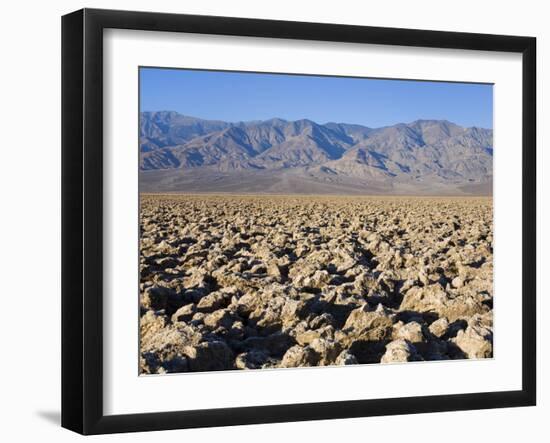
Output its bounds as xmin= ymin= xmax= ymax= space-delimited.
xmin=139 ymin=194 xmax=493 ymax=374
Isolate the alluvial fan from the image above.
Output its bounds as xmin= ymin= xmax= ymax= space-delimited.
xmin=139 ymin=194 xmax=493 ymax=374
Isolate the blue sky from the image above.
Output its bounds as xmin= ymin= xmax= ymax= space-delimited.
xmin=140 ymin=67 xmax=493 ymax=129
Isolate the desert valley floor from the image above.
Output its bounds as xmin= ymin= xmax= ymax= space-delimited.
xmin=139 ymin=194 xmax=493 ymax=374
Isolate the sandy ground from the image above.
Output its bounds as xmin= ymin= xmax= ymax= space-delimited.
xmin=139 ymin=194 xmax=493 ymax=374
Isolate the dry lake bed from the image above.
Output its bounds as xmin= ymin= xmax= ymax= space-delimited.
xmin=139 ymin=194 xmax=493 ymax=374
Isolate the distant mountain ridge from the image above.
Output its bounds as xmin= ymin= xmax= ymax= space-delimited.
xmin=139 ymin=111 xmax=493 ymax=195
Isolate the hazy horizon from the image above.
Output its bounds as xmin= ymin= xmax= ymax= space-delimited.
xmin=139 ymin=111 xmax=493 ymax=131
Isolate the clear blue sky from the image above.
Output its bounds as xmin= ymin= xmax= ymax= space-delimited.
xmin=140 ymin=67 xmax=493 ymax=129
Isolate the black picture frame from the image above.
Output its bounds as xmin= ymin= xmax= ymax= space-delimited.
xmin=61 ymin=8 xmax=536 ymax=435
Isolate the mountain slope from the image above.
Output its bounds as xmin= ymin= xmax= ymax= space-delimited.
xmin=140 ymin=111 xmax=230 ymax=152
xmin=138 ymin=112 xmax=493 ymax=195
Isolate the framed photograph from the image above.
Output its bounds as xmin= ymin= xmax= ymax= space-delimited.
xmin=61 ymin=8 xmax=536 ymax=435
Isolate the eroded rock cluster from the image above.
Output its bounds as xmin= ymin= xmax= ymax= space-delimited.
xmin=139 ymin=195 xmax=493 ymax=374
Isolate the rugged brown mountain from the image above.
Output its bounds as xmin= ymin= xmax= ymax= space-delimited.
xmin=139 ymin=112 xmax=493 ymax=195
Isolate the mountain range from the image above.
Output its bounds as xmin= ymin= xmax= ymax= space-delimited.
xmin=139 ymin=111 xmax=493 ymax=195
